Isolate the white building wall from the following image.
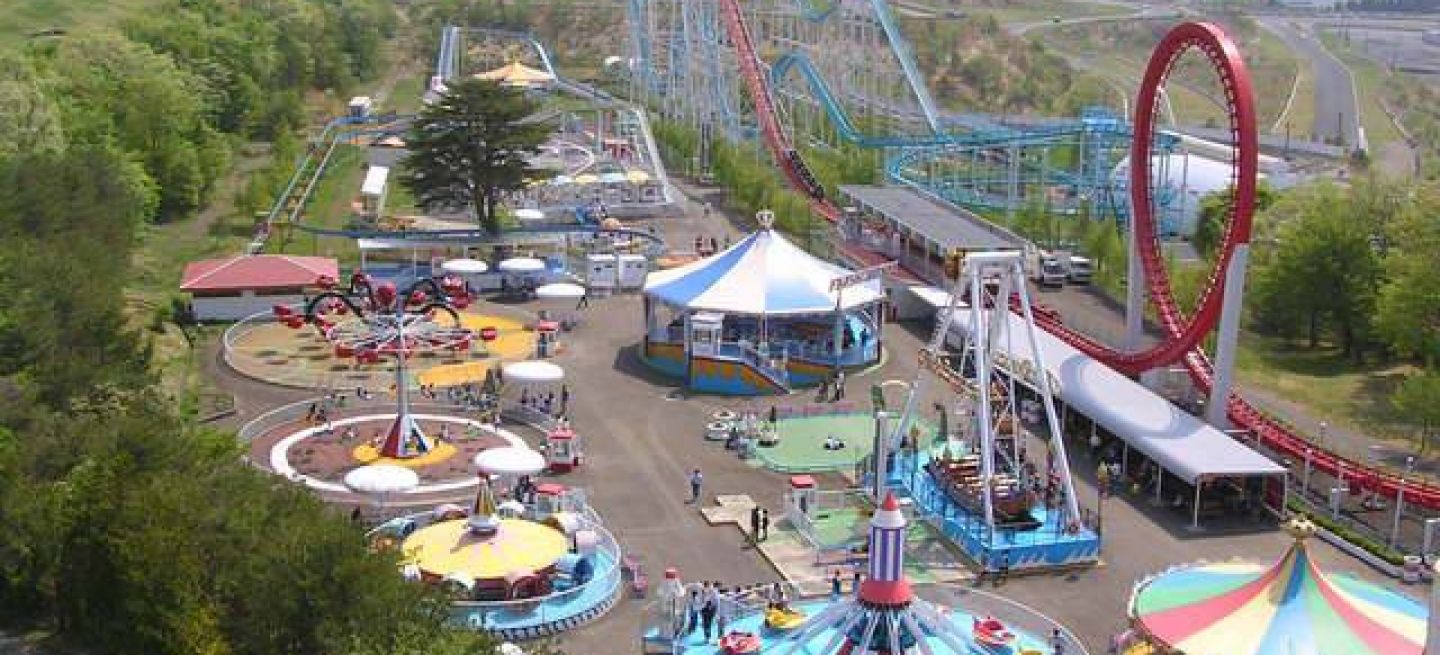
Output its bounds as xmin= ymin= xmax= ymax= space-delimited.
xmin=192 ymin=291 xmax=308 ymax=322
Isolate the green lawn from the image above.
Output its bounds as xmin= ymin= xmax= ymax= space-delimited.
xmin=1234 ymin=333 xmax=1419 ymax=443
xmin=955 ymin=0 xmax=1126 ymax=25
xmin=278 ymin=144 xmax=365 ymax=265
xmin=0 ymin=0 xmax=164 ymax=47
xmin=1044 ymin=20 xmax=1301 ymax=129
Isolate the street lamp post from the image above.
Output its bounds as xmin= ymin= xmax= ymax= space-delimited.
xmin=1303 ymin=447 xmax=1313 ymax=496
xmin=1392 ymin=456 xmax=1415 ymax=548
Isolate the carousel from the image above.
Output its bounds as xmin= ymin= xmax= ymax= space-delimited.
xmin=1121 ymin=518 xmax=1429 ymax=655
xmin=641 ymin=211 xmax=885 ymax=395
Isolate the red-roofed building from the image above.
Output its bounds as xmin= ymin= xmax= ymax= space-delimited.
xmin=180 ymin=255 xmax=338 ymax=321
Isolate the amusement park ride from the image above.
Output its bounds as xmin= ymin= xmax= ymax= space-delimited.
xmin=301 ymin=272 xmax=476 ymax=458
xmin=624 ymin=3 xmax=1440 ymax=514
xmin=892 ymin=249 xmax=1085 ymax=564
xmin=627 ymin=0 xmax=1177 ymax=221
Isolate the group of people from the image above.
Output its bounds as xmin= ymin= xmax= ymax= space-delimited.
xmin=678 ymin=580 xmax=737 ymax=643
xmin=747 ymin=506 xmax=771 ymax=544
xmin=814 ymin=369 xmax=847 ymax=403
xmin=692 ymin=234 xmax=731 ymax=257
xmin=518 ymin=385 xmax=570 ymax=419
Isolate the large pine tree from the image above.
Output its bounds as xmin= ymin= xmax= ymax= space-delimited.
xmin=402 ymin=79 xmax=552 ymax=234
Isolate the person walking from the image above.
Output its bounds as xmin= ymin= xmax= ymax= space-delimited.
xmin=688 ymin=468 xmax=704 ymax=504
xmin=749 ymin=505 xmax=762 ymax=545
xmin=576 ymin=287 xmax=590 ymax=310
xmin=829 ymin=569 xmax=843 ymax=600
xmin=998 ymin=550 xmax=1011 ymax=585
xmin=1051 ymin=628 xmax=1066 ymax=655
xmin=834 ymin=370 xmax=846 ymax=401
xmin=700 ymin=582 xmax=718 ymax=642
xmin=852 ymin=570 xmax=863 ymax=597
xmin=560 ymin=385 xmax=571 ymax=415
xmin=759 ymin=508 xmax=770 ymax=541
xmin=685 ymin=585 xmax=701 ymax=634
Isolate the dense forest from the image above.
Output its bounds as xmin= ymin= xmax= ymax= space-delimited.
xmin=0 ymin=1 xmax=504 ymax=653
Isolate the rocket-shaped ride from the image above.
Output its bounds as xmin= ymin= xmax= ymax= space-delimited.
xmin=773 ymin=493 xmax=978 ymax=655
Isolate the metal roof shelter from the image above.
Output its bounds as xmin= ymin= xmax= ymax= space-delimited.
xmin=949 ymin=310 xmax=1285 ymax=486
xmin=839 ymin=185 xmax=1025 ymax=252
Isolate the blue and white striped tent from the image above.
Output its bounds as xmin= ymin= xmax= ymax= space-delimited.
xmin=643 ymin=228 xmax=883 ymax=316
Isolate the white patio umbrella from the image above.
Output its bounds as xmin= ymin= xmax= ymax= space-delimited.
xmin=498 ymin=257 xmax=546 ymax=273
xmin=514 ymin=208 xmax=545 ymax=221
xmin=344 ymin=464 xmax=420 ymax=512
xmin=474 ymin=446 xmax=547 ymax=477
xmin=501 ymin=360 xmax=564 ymax=384
xmin=441 ymin=258 xmax=489 ymax=275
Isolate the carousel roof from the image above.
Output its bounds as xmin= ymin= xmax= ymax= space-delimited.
xmin=642 ymin=228 xmax=884 ymax=316
xmin=1130 ymin=520 xmax=1426 ymax=655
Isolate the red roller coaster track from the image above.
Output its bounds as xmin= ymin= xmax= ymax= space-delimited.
xmin=717 ymin=6 xmax=1440 ymax=510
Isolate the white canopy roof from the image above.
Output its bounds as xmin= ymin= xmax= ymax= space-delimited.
xmin=361 ymin=166 xmax=389 ymax=197
xmin=950 ymin=311 xmax=1284 ymax=484
xmin=473 ymin=446 xmax=547 ymax=476
xmin=643 ymin=228 xmax=884 ymax=316
xmin=503 ymin=360 xmax=564 ymax=383
xmin=441 ymin=258 xmax=489 ymax=274
xmin=343 ymin=464 xmax=420 ymax=494
xmin=514 ymin=208 xmax=545 ymax=221
xmin=498 ymin=257 xmax=546 ymax=273
xmin=535 ymin=282 xmax=586 ymax=299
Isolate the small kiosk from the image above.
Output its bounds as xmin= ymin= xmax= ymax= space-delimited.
xmin=546 ymin=420 xmax=582 ymax=473
xmin=787 ymin=474 xmax=817 ymax=523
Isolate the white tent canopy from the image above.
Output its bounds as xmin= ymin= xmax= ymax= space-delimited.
xmin=498 ymin=257 xmax=546 ymax=273
xmin=503 ymin=360 xmax=564 ymax=383
xmin=514 ymin=208 xmax=545 ymax=221
xmin=535 ymin=282 xmax=586 ymax=300
xmin=441 ymin=259 xmax=489 ymax=274
xmin=950 ymin=311 xmax=1284 ymax=484
xmin=473 ymin=446 xmax=547 ymax=477
xmin=643 ymin=228 xmax=884 ymax=316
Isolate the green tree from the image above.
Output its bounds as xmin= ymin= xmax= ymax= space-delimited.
xmin=1192 ymin=181 xmax=1276 ymax=259
xmin=1392 ymin=372 xmax=1440 ymax=453
xmin=1375 ymin=185 xmax=1440 ymax=364
xmin=402 ymin=79 xmax=551 ymax=234
xmin=1251 ymin=183 xmax=1383 ymax=358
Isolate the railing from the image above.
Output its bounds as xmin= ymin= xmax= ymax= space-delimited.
xmin=236 ymin=395 xmax=485 ymax=447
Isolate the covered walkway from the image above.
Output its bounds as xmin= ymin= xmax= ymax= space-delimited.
xmin=948 ymin=310 xmax=1286 ymax=529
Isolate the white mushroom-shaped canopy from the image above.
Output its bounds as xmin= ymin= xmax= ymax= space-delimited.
xmin=473 ymin=446 xmax=547 ymax=477
xmin=343 ymin=464 xmax=420 ymax=494
xmin=502 ymin=360 xmax=564 ymax=383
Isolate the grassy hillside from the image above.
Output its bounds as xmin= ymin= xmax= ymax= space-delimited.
xmin=1044 ymin=15 xmax=1303 ymax=130
xmin=0 ymin=0 xmax=163 ymax=47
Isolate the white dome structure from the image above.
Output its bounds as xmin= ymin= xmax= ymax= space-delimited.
xmin=1111 ymin=152 xmax=1243 ymax=238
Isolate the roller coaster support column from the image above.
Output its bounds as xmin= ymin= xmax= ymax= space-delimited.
xmin=1124 ymin=215 xmax=1146 ymax=351
xmin=1206 ymin=244 xmax=1250 ymax=429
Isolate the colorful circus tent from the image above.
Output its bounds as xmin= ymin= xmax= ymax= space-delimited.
xmin=642 ymin=223 xmax=883 ymax=316
xmin=1125 ymin=519 xmax=1427 ymax=655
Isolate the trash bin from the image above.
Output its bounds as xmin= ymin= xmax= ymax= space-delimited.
xmin=1404 ymin=555 xmax=1423 ymax=583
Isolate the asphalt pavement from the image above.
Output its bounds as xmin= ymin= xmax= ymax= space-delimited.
xmin=1258 ymin=16 xmax=1360 ymax=147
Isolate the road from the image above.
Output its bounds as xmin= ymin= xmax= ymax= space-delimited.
xmin=1257 ymin=16 xmax=1360 ymax=148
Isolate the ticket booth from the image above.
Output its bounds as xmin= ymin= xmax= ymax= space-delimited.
xmin=788 ymin=474 xmax=817 ymax=521
xmin=688 ymin=311 xmax=723 ymax=358
xmin=546 ymin=421 xmax=582 ymax=473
